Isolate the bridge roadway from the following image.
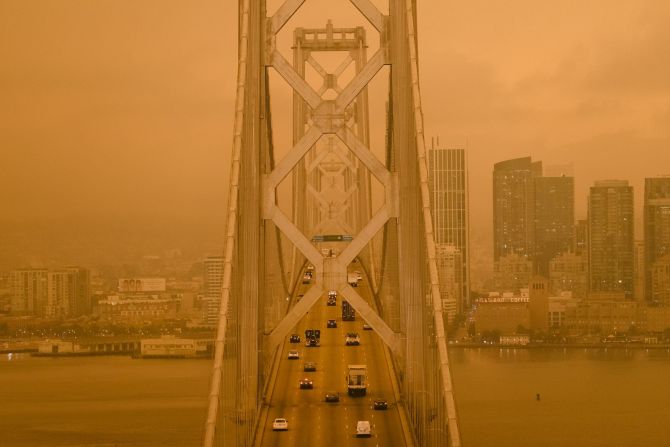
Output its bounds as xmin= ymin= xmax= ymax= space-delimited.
xmin=259 ymin=278 xmax=407 ymax=446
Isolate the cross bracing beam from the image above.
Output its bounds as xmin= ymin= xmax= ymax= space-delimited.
xmin=349 ymin=0 xmax=386 ymax=32
xmin=266 ymin=284 xmax=324 ymax=349
xmin=339 ymin=284 xmax=400 ymax=352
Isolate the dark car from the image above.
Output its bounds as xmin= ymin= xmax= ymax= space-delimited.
xmin=289 ymin=334 xmax=301 ymax=343
xmin=299 ymin=378 xmax=314 ymax=389
xmin=303 ymin=362 xmax=316 ymax=372
xmin=324 ymin=391 xmax=340 ymax=402
xmin=327 ymin=298 xmax=336 ymax=306
xmin=327 ymin=319 xmax=337 ymax=328
xmin=373 ymin=399 xmax=388 ymax=410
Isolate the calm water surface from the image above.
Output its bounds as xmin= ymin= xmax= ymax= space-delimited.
xmin=451 ymin=347 xmax=670 ymax=447
xmin=2 ymin=348 xmax=670 ymax=446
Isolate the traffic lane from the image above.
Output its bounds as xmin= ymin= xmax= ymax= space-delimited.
xmin=262 ymin=290 xmax=406 ymax=446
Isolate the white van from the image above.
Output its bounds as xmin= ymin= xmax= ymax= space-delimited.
xmin=356 ymin=420 xmax=371 ymax=437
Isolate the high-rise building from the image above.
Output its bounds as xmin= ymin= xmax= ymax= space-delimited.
xmin=493 ymin=157 xmax=542 ymax=262
xmin=574 ymin=219 xmax=588 ymax=255
xmin=428 ymin=146 xmax=470 ymax=308
xmin=651 ymin=254 xmax=670 ymax=304
xmin=493 ymin=157 xmax=574 ymax=276
xmin=46 ymin=270 xmax=78 ymax=318
xmin=588 ymin=180 xmax=634 ymax=298
xmin=10 ymin=269 xmax=48 ymax=316
xmin=435 ymin=244 xmax=463 ymax=321
xmin=534 ymin=176 xmax=574 ymax=275
xmin=203 ymin=255 xmax=224 ymax=326
xmin=644 ymin=176 xmax=670 ymax=302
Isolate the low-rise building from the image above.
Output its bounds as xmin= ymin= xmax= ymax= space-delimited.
xmin=473 ymin=291 xmax=530 ymax=334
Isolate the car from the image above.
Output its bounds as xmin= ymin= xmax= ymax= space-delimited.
xmin=272 ymin=417 xmax=288 ymax=431
xmin=305 ymin=337 xmax=320 ymax=347
xmin=345 ymin=332 xmax=360 ymax=346
xmin=289 ymin=334 xmax=301 ymax=343
xmin=327 ymin=319 xmax=337 ymax=328
xmin=303 ymin=361 xmax=316 ymax=372
xmin=373 ymin=399 xmax=388 ymax=410
xmin=327 ymin=297 xmax=336 ymax=306
xmin=287 ymin=350 xmax=299 ymax=360
xmin=356 ymin=420 xmax=372 ymax=437
xmin=362 ymin=323 xmax=372 ymax=330
xmin=299 ymin=378 xmax=313 ymax=389
xmin=324 ymin=391 xmax=340 ymax=402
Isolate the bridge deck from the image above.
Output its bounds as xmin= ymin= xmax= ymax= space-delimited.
xmin=259 ymin=279 xmax=408 ymax=446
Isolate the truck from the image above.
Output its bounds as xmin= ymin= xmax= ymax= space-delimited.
xmin=342 ymin=300 xmax=356 ymax=321
xmin=346 ymin=364 xmax=368 ymax=396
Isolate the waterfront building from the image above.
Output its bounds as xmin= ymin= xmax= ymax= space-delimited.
xmin=549 ymin=252 xmax=588 ymax=298
xmin=428 ymin=145 xmax=470 ymax=307
xmin=588 ymin=180 xmax=634 ymax=299
xmin=568 ymin=299 xmax=644 ymax=335
xmin=547 ymin=292 xmax=578 ymax=328
xmin=203 ymin=255 xmax=224 ymax=326
xmin=644 ymin=176 xmax=670 ymax=302
xmin=473 ymin=291 xmax=530 ymax=334
xmin=94 ymin=295 xmax=179 ymax=322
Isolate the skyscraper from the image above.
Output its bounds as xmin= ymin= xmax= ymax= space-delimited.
xmin=203 ymin=255 xmax=224 ymax=326
xmin=493 ymin=157 xmax=541 ymax=262
xmin=644 ymin=176 xmax=670 ymax=302
xmin=493 ymin=157 xmax=574 ymax=277
xmin=588 ymin=180 xmax=634 ymax=298
xmin=428 ymin=146 xmax=470 ymax=310
xmin=533 ymin=176 xmax=575 ymax=275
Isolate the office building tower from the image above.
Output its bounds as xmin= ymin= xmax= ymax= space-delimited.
xmin=574 ymin=219 xmax=588 ymax=255
xmin=534 ymin=176 xmax=575 ymax=276
xmin=10 ymin=268 xmax=48 ymax=316
xmin=428 ymin=145 xmax=470 ymax=309
xmin=634 ymin=241 xmax=645 ymax=301
xmin=644 ymin=176 xmax=670 ymax=302
xmin=588 ymin=180 xmax=634 ymax=298
xmin=203 ymin=255 xmax=224 ymax=326
xmin=493 ymin=157 xmax=542 ymax=262
xmin=651 ymin=254 xmax=670 ymax=304
xmin=493 ymin=157 xmax=575 ymax=277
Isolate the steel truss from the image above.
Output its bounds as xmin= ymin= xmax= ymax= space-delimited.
xmin=204 ymin=1 xmax=461 ymax=446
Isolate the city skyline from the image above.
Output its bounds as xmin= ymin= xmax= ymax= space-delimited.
xmin=1 ymin=1 xmax=669 ymax=251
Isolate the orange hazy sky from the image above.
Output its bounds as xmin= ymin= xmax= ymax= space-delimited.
xmin=1 ymin=1 xmax=669 ymax=247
